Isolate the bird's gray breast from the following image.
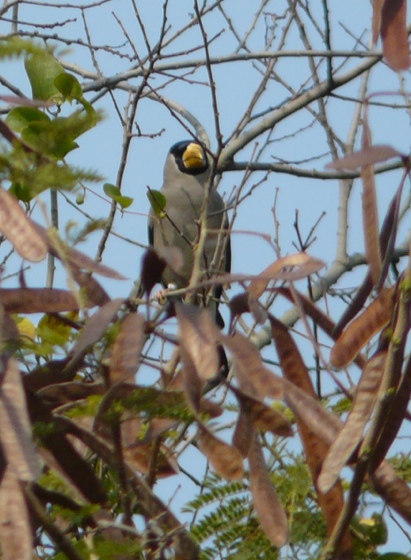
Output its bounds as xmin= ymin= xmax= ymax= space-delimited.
xmin=153 ymin=181 xmax=225 ymax=288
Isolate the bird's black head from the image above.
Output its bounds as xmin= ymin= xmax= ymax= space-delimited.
xmin=169 ymin=140 xmax=209 ymax=176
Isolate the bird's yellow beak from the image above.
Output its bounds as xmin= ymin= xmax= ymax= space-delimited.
xmin=182 ymin=143 xmax=206 ymax=169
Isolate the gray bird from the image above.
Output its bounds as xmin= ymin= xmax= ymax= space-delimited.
xmin=148 ymin=140 xmax=230 ymax=327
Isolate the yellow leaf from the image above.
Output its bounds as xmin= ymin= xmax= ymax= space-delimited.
xmin=15 ymin=316 xmax=36 ymax=341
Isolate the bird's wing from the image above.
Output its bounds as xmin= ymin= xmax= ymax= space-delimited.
xmin=223 ymin=214 xmax=231 ymax=274
xmin=147 ymin=217 xmax=154 ymax=247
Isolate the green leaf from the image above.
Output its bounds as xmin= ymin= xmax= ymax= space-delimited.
xmin=9 ymin=182 xmax=32 ymax=202
xmin=1 ymin=143 xmax=101 ymax=198
xmin=25 ymin=51 xmax=65 ymax=102
xmin=0 ymin=37 xmax=51 ymax=60
xmin=18 ymin=109 xmax=101 ymax=159
xmin=103 ymin=183 xmax=133 ymax=209
xmin=116 ymin=195 xmax=134 ymax=209
xmin=6 ymin=106 xmax=50 ymax=133
xmin=103 ymin=183 xmax=121 ymax=198
xmin=54 ymin=71 xmax=95 ymax=112
xmin=21 ymin=120 xmax=78 ymax=158
xmin=54 ymin=72 xmax=83 ymax=102
xmin=147 ymin=189 xmax=166 ymax=217
xmin=356 ymin=514 xmax=387 ymax=546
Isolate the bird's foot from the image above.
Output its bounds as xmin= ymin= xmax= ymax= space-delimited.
xmin=155 ymin=283 xmax=177 ymax=305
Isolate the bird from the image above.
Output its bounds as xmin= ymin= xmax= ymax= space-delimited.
xmin=148 ymin=140 xmax=231 ymax=329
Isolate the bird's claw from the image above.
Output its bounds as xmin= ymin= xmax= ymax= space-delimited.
xmin=155 ymin=283 xmax=177 ymax=305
